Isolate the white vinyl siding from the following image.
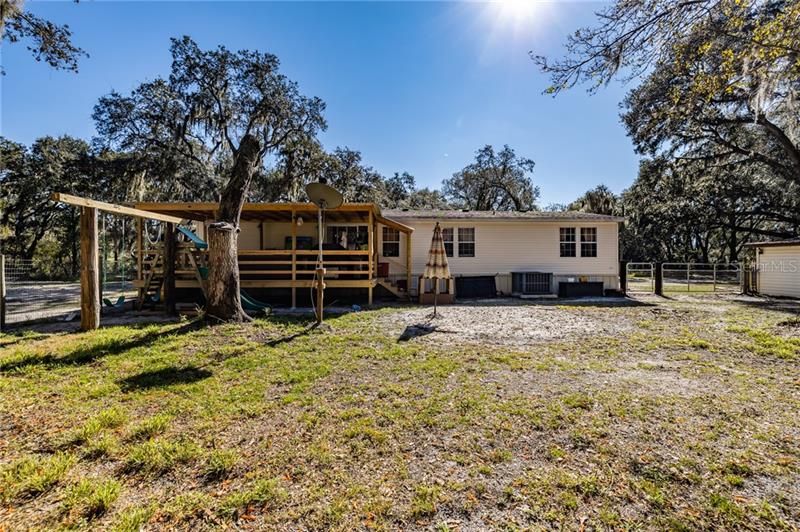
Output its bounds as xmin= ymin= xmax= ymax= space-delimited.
xmin=381 ymin=219 xmax=620 ymax=290
xmin=757 ymin=246 xmax=800 ymax=298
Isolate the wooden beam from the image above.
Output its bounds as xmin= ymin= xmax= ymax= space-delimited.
xmin=368 ymin=210 xmax=374 ymax=305
xmin=376 ymin=214 xmax=414 ymax=234
xmin=80 ymin=206 xmax=100 ymax=331
xmin=136 ymin=217 xmax=143 ymax=303
xmin=164 ymin=222 xmax=176 ymax=315
xmin=52 ymin=193 xmax=185 ymax=224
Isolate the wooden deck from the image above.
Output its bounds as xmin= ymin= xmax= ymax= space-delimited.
xmin=132 ymin=202 xmax=414 ymax=307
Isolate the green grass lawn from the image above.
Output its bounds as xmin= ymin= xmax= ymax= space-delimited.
xmin=1 ymin=299 xmax=799 ymax=530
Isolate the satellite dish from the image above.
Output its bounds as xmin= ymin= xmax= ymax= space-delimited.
xmin=305 ymin=181 xmax=343 ymax=210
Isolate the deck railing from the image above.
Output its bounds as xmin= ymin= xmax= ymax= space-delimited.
xmin=140 ymin=245 xmax=375 ymax=283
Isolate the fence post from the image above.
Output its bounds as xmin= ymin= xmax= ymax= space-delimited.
xmin=619 ymin=261 xmax=628 ymax=294
xmin=713 ymin=264 xmax=717 ymax=293
xmin=686 ymin=264 xmax=691 ymax=292
xmin=654 ymin=262 xmax=663 ymax=296
xmin=0 ymin=254 xmax=6 ymax=331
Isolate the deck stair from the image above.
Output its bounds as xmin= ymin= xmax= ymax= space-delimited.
xmin=377 ymin=278 xmax=410 ymax=301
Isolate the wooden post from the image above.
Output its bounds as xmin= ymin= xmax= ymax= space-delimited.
xmin=654 ymin=262 xmax=663 ymax=296
xmin=713 ymin=264 xmax=717 ymax=293
xmin=367 ymin=210 xmax=374 ymax=305
xmin=291 ymin=209 xmax=297 ymax=309
xmin=0 ymin=254 xmax=6 ymax=331
xmin=136 ymin=217 xmax=143 ymax=303
xmin=619 ymin=260 xmax=628 ymax=294
xmin=164 ymin=222 xmax=176 ymax=315
xmin=405 ymin=232 xmax=412 ymax=298
xmin=316 ymin=268 xmax=325 ymax=323
xmin=80 ymin=206 xmax=100 ymax=331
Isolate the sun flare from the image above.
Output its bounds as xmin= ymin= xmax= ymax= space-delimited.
xmin=495 ymin=0 xmax=541 ymax=22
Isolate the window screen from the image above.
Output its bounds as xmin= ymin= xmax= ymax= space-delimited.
xmin=458 ymin=227 xmax=475 ymax=257
xmin=581 ymin=227 xmax=597 ymax=258
xmin=441 ymin=227 xmax=454 ymax=257
xmin=382 ymin=227 xmax=400 ymax=257
xmin=560 ymin=227 xmax=576 ymax=257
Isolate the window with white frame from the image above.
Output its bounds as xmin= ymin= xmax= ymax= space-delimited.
xmin=458 ymin=227 xmax=475 ymax=257
xmin=560 ymin=227 xmax=576 ymax=257
xmin=441 ymin=227 xmax=454 ymax=257
xmin=382 ymin=226 xmax=400 ymax=257
xmin=581 ymin=227 xmax=597 ymax=257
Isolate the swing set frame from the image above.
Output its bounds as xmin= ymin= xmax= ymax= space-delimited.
xmin=50 ymin=193 xmax=184 ymax=331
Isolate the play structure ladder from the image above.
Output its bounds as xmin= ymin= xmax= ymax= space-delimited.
xmin=138 ymin=252 xmax=164 ymax=310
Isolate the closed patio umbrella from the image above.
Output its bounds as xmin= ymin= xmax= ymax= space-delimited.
xmin=423 ymin=222 xmax=451 ymax=317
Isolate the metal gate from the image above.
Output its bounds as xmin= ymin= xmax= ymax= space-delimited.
xmin=661 ymin=263 xmax=741 ymax=293
xmin=626 ymin=262 xmax=655 ymax=293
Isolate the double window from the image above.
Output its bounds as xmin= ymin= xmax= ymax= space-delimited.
xmin=382 ymin=227 xmax=400 ymax=257
xmin=560 ymin=227 xmax=598 ymax=257
xmin=458 ymin=227 xmax=475 ymax=257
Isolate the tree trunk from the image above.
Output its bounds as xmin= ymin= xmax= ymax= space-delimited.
xmin=205 ymin=134 xmax=262 ymax=322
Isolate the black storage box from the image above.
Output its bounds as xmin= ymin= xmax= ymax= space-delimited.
xmin=558 ymin=281 xmax=604 ymax=298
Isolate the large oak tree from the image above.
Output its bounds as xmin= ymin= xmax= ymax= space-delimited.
xmin=442 ymin=145 xmax=539 ymax=211
xmin=94 ymin=36 xmax=326 ymax=321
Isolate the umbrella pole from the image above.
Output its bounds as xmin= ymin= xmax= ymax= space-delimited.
xmin=433 ymin=277 xmax=438 ymax=317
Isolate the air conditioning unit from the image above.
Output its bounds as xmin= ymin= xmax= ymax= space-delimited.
xmin=512 ymin=272 xmax=552 ymax=295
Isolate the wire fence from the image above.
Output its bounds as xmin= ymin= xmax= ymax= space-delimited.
xmin=661 ymin=263 xmax=741 ymax=293
xmin=1 ymin=256 xmax=137 ymax=326
xmin=626 ymin=262 xmax=655 ymax=293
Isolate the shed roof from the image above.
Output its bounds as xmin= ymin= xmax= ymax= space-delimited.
xmin=743 ymin=239 xmax=800 ymax=248
xmin=383 ymin=209 xmax=624 ymax=222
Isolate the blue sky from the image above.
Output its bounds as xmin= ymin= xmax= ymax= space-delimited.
xmin=1 ymin=1 xmax=639 ymax=206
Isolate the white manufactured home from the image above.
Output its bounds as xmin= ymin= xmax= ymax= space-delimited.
xmin=135 ymin=202 xmax=624 ymax=306
xmin=746 ymin=240 xmax=800 ymax=299
xmin=380 ymin=209 xmax=624 ymax=298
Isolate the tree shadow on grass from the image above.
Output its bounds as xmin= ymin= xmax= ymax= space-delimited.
xmin=264 ymin=322 xmax=320 ymax=347
xmin=0 ymin=320 xmax=204 ymax=373
xmin=397 ymin=322 xmax=459 ymax=342
xmin=119 ymin=366 xmax=212 ymax=391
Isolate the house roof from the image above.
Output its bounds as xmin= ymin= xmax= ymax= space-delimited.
xmin=744 ymin=238 xmax=800 ymax=248
xmin=383 ymin=209 xmax=624 ymax=222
